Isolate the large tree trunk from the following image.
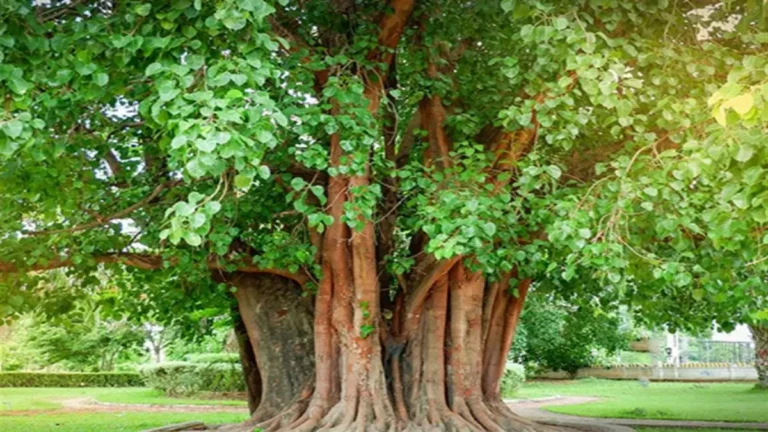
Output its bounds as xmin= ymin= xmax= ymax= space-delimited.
xmin=232 ymin=309 xmax=262 ymax=414
xmin=749 ymin=323 xmax=768 ymax=389
xmin=212 ymin=265 xmax=541 ymax=432
xmin=208 ymin=0 xmax=548 ymax=427
xmin=223 ymin=273 xmax=315 ymax=423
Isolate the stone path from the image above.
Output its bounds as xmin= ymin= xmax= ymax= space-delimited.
xmin=507 ymin=396 xmax=768 ymax=431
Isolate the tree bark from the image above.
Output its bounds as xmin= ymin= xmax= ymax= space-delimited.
xmin=232 ymin=309 xmax=262 ymax=414
xmin=225 ymin=273 xmax=315 ymax=422
xmin=749 ymin=323 xmax=768 ymax=389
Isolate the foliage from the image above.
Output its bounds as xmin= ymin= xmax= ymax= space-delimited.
xmin=24 ymin=302 xmax=146 ymax=372
xmin=184 ymin=353 xmax=240 ymax=364
xmin=0 ymin=317 xmax=40 ymax=371
xmin=500 ymin=363 xmax=526 ymax=397
xmin=162 ymin=317 xmax=238 ymax=362
xmin=510 ymin=296 xmax=630 ymax=375
xmin=139 ymin=361 xmax=244 ymax=396
xmin=0 ymin=372 xmax=142 ymax=387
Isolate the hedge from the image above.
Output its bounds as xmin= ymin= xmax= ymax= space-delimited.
xmin=0 ymin=372 xmax=143 ymax=387
xmin=500 ymin=363 xmax=526 ymax=397
xmin=139 ymin=361 xmax=244 ymax=396
xmin=184 ymin=353 xmax=240 ymax=364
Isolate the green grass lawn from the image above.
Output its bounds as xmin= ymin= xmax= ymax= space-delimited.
xmin=93 ymin=387 xmax=247 ymax=407
xmin=0 ymin=412 xmax=249 ymax=432
xmin=516 ymin=379 xmax=768 ymax=423
xmin=638 ymin=429 xmax=757 ymax=432
xmin=0 ymin=387 xmax=246 ymax=412
xmin=0 ymin=387 xmax=248 ymax=432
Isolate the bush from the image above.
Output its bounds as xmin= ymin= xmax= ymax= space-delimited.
xmin=511 ymin=298 xmax=630 ymax=376
xmin=500 ymin=362 xmax=526 ymax=397
xmin=0 ymin=372 xmax=142 ymax=387
xmin=139 ymin=361 xmax=244 ymax=396
xmin=184 ymin=353 xmax=240 ymax=364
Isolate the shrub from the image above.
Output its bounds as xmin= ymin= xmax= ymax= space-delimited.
xmin=0 ymin=372 xmax=142 ymax=387
xmin=184 ymin=353 xmax=240 ymax=364
xmin=139 ymin=361 xmax=244 ymax=396
xmin=500 ymin=362 xmax=526 ymax=397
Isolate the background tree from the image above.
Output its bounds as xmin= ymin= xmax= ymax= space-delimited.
xmin=510 ymin=296 xmax=630 ymax=376
xmin=25 ymin=300 xmax=145 ymax=371
xmin=0 ymin=1 xmax=766 ymax=431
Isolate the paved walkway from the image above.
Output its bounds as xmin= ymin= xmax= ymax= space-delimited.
xmin=507 ymin=396 xmax=768 ymax=431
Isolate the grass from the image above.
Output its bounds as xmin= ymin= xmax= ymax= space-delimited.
xmin=0 ymin=387 xmax=246 ymax=412
xmin=0 ymin=412 xmax=249 ymax=432
xmin=638 ymin=429 xmax=759 ymax=432
xmin=93 ymin=387 xmax=247 ymax=407
xmin=516 ymin=379 xmax=768 ymax=423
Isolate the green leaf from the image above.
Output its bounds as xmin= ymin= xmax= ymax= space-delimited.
xmin=204 ymin=201 xmax=222 ymax=215
xmin=214 ymin=131 xmax=231 ymax=144
xmin=554 ymin=17 xmax=568 ymax=30
xmin=186 ymin=159 xmax=207 ymax=178
xmin=713 ymin=105 xmax=727 ymax=126
xmin=546 ymin=165 xmax=562 ymax=179
xmin=94 ymin=73 xmax=109 ymax=87
xmin=273 ymin=111 xmax=288 ymax=127
xmin=501 ymin=0 xmax=515 ymax=13
xmin=235 ymin=173 xmax=254 ymax=190
xmin=174 ymin=202 xmax=196 ymax=217
xmin=222 ymin=14 xmax=247 ymax=30
xmin=482 ymin=222 xmax=497 ymax=237
xmin=188 ymin=192 xmax=205 ymax=204
xmin=360 ymin=324 xmax=375 ymax=339
xmin=135 ymin=4 xmax=152 ymax=16
xmin=257 ymin=165 xmax=271 ymax=180
xmin=8 ymin=77 xmax=30 ymax=95
xmin=170 ymin=135 xmax=188 ymax=149
xmin=2 ymin=120 xmax=23 ymax=139
xmin=726 ymin=93 xmax=754 ymax=116
xmin=291 ymin=177 xmax=307 ymax=191
xmin=643 ymin=187 xmax=658 ymax=197
xmin=183 ymin=231 xmax=202 ymax=247
xmin=190 ymin=213 xmax=207 ymax=229
xmin=734 ymin=145 xmax=754 ymax=162
xmin=310 ymin=185 xmax=326 ymax=204
xmin=145 ymin=63 xmax=163 ymax=76
xmin=195 ymin=138 xmax=217 ymax=153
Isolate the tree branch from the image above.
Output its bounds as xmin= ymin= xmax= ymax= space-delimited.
xmin=397 ymin=255 xmax=461 ymax=341
xmin=0 ymin=253 xmax=309 ymax=287
xmin=24 ymin=180 xmax=181 ymax=236
xmin=104 ymin=149 xmax=123 ymax=178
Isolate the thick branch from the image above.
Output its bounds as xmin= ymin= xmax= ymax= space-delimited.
xmin=104 ymin=150 xmax=123 ymax=178
xmin=398 ymin=255 xmax=461 ymax=341
xmin=24 ymin=180 xmax=181 ymax=236
xmin=363 ymin=0 xmax=417 ymax=107
xmin=0 ymin=253 xmax=309 ymax=286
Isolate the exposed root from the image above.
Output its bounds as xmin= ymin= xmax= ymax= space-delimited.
xmin=214 ymin=408 xmax=561 ymax=432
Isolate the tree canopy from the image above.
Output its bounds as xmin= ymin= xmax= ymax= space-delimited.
xmin=0 ymin=0 xmax=767 ymax=430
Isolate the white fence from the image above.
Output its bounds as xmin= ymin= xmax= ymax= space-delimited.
xmin=537 ymin=363 xmax=758 ymax=382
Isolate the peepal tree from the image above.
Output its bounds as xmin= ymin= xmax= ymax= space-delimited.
xmin=1 ymin=0 xmax=767 ymax=431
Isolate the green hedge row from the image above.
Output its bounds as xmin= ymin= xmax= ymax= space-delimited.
xmin=139 ymin=361 xmax=244 ymax=396
xmin=0 ymin=372 xmax=143 ymax=387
